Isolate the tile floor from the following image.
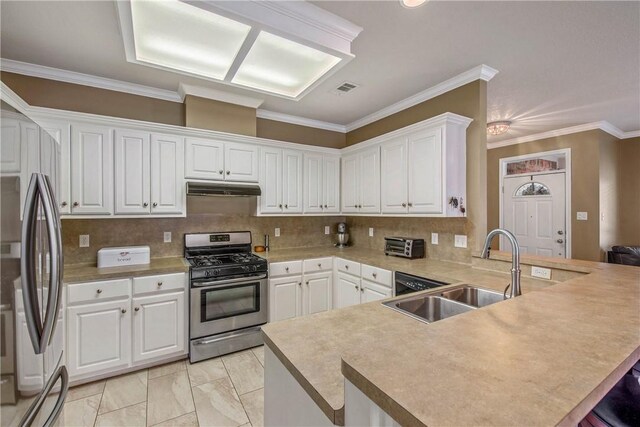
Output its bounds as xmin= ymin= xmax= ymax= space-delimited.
xmin=55 ymin=346 xmax=265 ymax=427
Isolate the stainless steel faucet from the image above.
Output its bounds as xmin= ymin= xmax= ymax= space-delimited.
xmin=481 ymin=229 xmax=522 ymax=298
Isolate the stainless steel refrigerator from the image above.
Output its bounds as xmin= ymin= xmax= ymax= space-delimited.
xmin=1 ymin=97 xmax=67 ymax=426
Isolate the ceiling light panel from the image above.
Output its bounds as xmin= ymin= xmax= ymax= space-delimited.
xmin=130 ymin=0 xmax=251 ymax=80
xmin=232 ymin=31 xmax=341 ymax=98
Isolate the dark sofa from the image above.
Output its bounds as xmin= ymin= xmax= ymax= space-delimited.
xmin=607 ymin=246 xmax=640 ymax=266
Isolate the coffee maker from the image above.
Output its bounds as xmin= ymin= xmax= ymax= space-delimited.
xmin=335 ymin=222 xmax=350 ymax=248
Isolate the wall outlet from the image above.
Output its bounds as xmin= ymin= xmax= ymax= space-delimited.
xmin=164 ymin=232 xmax=172 ymax=243
xmin=531 ymin=266 xmax=552 ymax=280
xmin=454 ymin=234 xmax=467 ymax=248
xmin=79 ymin=235 xmax=90 ymax=248
xmin=368 ymin=227 xmax=374 ymax=237
xmin=275 ymin=228 xmax=281 ymax=237
xmin=431 ymin=233 xmax=439 ymax=245
xmin=324 ymin=226 xmax=330 ymax=235
xmin=577 ymin=212 xmax=588 ymax=221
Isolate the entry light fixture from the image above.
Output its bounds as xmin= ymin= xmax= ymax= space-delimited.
xmin=117 ymin=0 xmax=362 ymax=100
xmin=400 ymin=0 xmax=428 ymax=8
xmin=487 ymin=121 xmax=512 ymax=136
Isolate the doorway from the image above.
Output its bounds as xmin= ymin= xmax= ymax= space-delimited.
xmin=499 ymin=149 xmax=571 ymax=258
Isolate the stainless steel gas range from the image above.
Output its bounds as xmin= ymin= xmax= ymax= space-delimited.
xmin=185 ymin=232 xmax=268 ymax=362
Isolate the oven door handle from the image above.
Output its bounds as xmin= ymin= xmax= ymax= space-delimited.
xmin=192 ymin=274 xmax=267 ymax=287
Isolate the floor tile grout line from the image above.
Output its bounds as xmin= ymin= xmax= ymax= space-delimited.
xmin=92 ymin=382 xmax=106 ymax=427
xmin=184 ymin=358 xmax=201 ymax=427
xmin=221 ymin=353 xmax=253 ymax=426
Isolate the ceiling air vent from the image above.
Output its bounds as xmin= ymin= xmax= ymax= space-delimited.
xmin=331 ymin=81 xmax=360 ymax=95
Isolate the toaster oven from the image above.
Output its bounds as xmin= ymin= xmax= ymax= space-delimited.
xmin=384 ymin=237 xmax=425 ymax=259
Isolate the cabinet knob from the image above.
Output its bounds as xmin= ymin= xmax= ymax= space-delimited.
xmin=157 ymin=282 xmax=163 ymax=287
xmin=285 ymin=267 xmax=289 ymax=272
xmin=143 ymin=202 xmax=148 ymax=207
xmin=279 ymin=204 xmax=283 ymax=209
xmin=372 ymin=272 xmax=377 ymax=278
xmin=96 ymin=289 xmax=102 ymax=294
xmin=298 ymin=282 xmax=302 ymax=286
xmin=153 ymin=202 xmax=158 ymax=207
xmin=557 ymin=230 xmax=564 ymax=235
xmin=556 ymin=239 xmax=564 ymax=244
xmin=134 ymin=307 xmax=140 ymax=312
xmin=345 ymin=265 xmax=349 ymax=270
xmin=73 ymin=202 xmax=79 ymax=207
xmin=408 ymin=202 xmax=413 ymax=207
xmin=219 ymin=170 xmax=224 ymax=175
xmin=121 ymin=308 xmax=127 ymax=314
xmin=318 ymin=263 xmax=322 ymax=268
xmin=226 ymin=171 xmax=231 ymax=175
xmin=285 ymin=204 xmax=288 ymax=209
xmin=402 ymin=203 xmax=407 ymax=207
xmin=360 ymin=287 xmax=364 ymax=293
xmin=306 ymin=281 xmax=309 ymax=285
xmin=324 ymin=204 xmax=328 ymax=208
xmin=61 ymin=201 xmax=68 ymax=207
xmin=354 ymin=285 xmax=359 ymax=290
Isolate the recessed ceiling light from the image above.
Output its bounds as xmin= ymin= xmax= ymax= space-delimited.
xmin=233 ymin=31 xmax=341 ymax=98
xmin=400 ymin=0 xmax=428 ymax=8
xmin=487 ymin=121 xmax=512 ymax=136
xmin=130 ymin=0 xmax=251 ymax=80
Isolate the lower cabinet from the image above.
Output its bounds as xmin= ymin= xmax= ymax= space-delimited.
xmin=334 ymin=259 xmax=393 ymax=308
xmin=67 ymin=299 xmax=131 ymax=378
xmin=132 ymin=291 xmax=185 ymax=363
xmin=269 ymin=276 xmax=302 ymax=322
xmin=334 ymin=272 xmax=361 ymax=309
xmin=360 ymin=279 xmax=392 ymax=303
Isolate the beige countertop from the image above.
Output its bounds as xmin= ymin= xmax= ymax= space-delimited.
xmin=261 ymin=248 xmax=640 ymax=426
xmin=63 ymin=257 xmax=189 ymax=284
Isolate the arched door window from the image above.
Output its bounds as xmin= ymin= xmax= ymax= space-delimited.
xmin=514 ymin=182 xmax=551 ymax=196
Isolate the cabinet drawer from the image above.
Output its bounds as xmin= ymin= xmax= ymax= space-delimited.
xmin=270 ymin=261 xmax=303 ymax=278
xmin=335 ymin=258 xmax=361 ymax=276
xmin=303 ymin=257 xmax=333 ymax=273
xmin=361 ymin=264 xmax=392 ymax=287
xmin=133 ymin=273 xmax=186 ymax=295
xmin=67 ymin=279 xmax=130 ymax=305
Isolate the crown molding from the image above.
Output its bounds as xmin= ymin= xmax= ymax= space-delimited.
xmin=256 ymin=109 xmax=346 ymax=133
xmin=487 ymin=121 xmax=640 ymax=149
xmin=179 ymin=83 xmax=264 ymax=108
xmin=344 ymin=64 xmax=499 ymax=132
xmin=0 ymin=58 xmax=182 ymax=102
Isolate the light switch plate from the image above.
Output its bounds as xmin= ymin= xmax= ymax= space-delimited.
xmin=431 ymin=233 xmax=439 ymax=245
xmin=324 ymin=226 xmax=330 ymax=235
xmin=577 ymin=212 xmax=588 ymax=221
xmin=369 ymin=227 xmax=374 ymax=237
xmin=275 ymin=228 xmax=281 ymax=237
xmin=454 ymin=234 xmax=467 ymax=248
xmin=79 ymin=235 xmax=89 ymax=248
xmin=164 ymin=232 xmax=172 ymax=243
xmin=531 ymin=266 xmax=552 ymax=280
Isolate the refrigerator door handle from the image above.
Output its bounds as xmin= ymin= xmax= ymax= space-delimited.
xmin=19 ymin=365 xmax=69 ymax=427
xmin=20 ymin=173 xmax=44 ymax=354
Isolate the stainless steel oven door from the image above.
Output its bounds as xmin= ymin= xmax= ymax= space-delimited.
xmin=190 ymin=274 xmax=267 ymax=339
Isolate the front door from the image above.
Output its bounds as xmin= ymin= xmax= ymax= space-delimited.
xmin=502 ymin=172 xmax=566 ymax=257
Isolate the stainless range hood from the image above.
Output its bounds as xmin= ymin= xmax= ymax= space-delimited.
xmin=186 ymin=182 xmax=261 ymax=197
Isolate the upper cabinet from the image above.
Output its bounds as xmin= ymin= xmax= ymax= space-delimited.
xmin=150 ymin=134 xmax=184 ymax=214
xmin=259 ymin=147 xmax=303 ymax=214
xmin=185 ymin=138 xmax=258 ymax=183
xmin=303 ymin=153 xmax=340 ymax=214
xmin=341 ymin=146 xmax=381 ymax=214
xmin=1 ymin=118 xmax=21 ymax=174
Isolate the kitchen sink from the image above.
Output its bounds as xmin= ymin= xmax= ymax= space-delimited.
xmin=439 ymin=286 xmax=505 ymax=308
xmin=383 ymin=295 xmax=475 ymax=324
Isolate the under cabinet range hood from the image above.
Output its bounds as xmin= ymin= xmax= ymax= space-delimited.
xmin=186 ymin=182 xmax=261 ymax=197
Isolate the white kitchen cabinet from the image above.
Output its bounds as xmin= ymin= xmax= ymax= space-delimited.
xmin=1 ymin=117 xmax=21 ymax=174
xmin=381 ymin=137 xmax=408 ymax=214
xmin=407 ymin=128 xmax=443 ymax=214
xmin=269 ymin=275 xmax=302 ymax=322
xmin=16 ymin=311 xmax=44 ymax=391
xmin=334 ymin=259 xmax=393 ymax=308
xmin=19 ymin=121 xmax=41 ymax=218
xmin=303 ymin=153 xmax=340 ymax=214
xmin=132 ymin=291 xmax=185 ymax=363
xmin=303 ymin=271 xmax=332 ymax=315
xmin=185 ymin=138 xmax=258 ymax=182
xmin=150 ymin=133 xmax=184 ymax=214
xmin=259 ymin=147 xmax=303 ymax=214
xmin=115 ymin=129 xmax=150 ymax=214
xmin=66 ymin=298 xmax=131 ymax=378
xmin=360 ymin=279 xmax=392 ymax=303
xmin=39 ymin=121 xmax=70 ymax=213
xmin=70 ymin=123 xmax=113 ymax=214
xmin=341 ymin=147 xmax=380 ymax=214
xmin=334 ymin=272 xmax=361 ymax=309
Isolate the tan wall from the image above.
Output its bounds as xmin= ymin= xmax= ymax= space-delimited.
xmin=487 ymin=129 xmax=619 ymax=262
xmin=617 ymin=137 xmax=640 ymax=246
xmin=599 ymin=137 xmax=621 ymax=258
xmin=184 ymin=95 xmax=256 ymax=137
xmin=346 ymin=81 xmax=488 ymax=253
xmin=1 ymin=72 xmax=185 ymax=126
xmin=256 ymin=118 xmax=345 ymax=148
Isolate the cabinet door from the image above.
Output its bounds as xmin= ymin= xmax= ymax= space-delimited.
xmin=39 ymin=121 xmax=70 ymax=214
xmin=20 ymin=122 xmax=40 ymax=219
xmin=359 ymin=147 xmax=381 ymax=213
xmin=334 ymin=273 xmax=360 ymax=309
xmin=1 ymin=118 xmax=21 ymax=174
xmin=303 ymin=153 xmax=323 ymax=213
xmin=360 ymin=279 xmax=392 ymax=303
xmin=184 ymin=137 xmax=224 ymax=181
xmin=16 ymin=312 xmax=44 ymax=391
xmin=381 ymin=138 xmax=408 ymax=214
xmin=323 ymin=156 xmax=340 ymax=214
xmin=151 ymin=134 xmax=184 ymax=214
xmin=303 ymin=271 xmax=332 ymax=316
xmin=67 ymin=299 xmax=131 ymax=378
xmin=408 ymin=128 xmax=443 ymax=214
xmin=114 ymin=130 xmax=151 ymax=214
xmin=259 ymin=147 xmax=282 ymax=213
xmin=282 ymin=149 xmax=303 ymax=213
xmin=70 ymin=124 xmax=113 ymax=214
xmin=269 ymin=276 xmax=302 ymax=322
xmin=341 ymin=153 xmax=359 ymax=213
xmin=225 ymin=142 xmax=259 ymax=182
xmin=132 ymin=291 xmax=185 ymax=363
